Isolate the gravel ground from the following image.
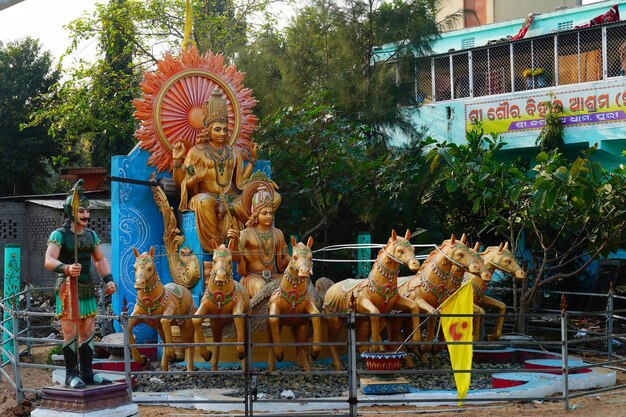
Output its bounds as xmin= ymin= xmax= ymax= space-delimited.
xmin=134 ymin=351 xmax=522 ymax=399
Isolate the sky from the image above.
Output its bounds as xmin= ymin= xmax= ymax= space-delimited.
xmin=0 ymin=0 xmax=99 ymax=64
xmin=0 ymin=0 xmax=612 ymax=67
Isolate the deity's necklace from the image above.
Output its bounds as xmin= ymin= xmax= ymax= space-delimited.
xmin=203 ymin=145 xmax=234 ymax=193
xmin=253 ymin=227 xmax=275 ymax=268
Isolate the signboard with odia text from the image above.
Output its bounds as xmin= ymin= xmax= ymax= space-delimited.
xmin=464 ymin=83 xmax=626 ymax=136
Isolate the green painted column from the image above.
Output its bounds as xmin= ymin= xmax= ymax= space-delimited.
xmin=357 ymin=232 xmax=371 ymax=278
xmin=2 ymin=244 xmax=20 ymax=362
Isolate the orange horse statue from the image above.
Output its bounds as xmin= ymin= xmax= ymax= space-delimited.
xmin=322 ymin=229 xmax=421 ymax=371
xmin=267 ymin=237 xmax=321 ymax=372
xmin=465 ymin=242 xmax=526 ymax=341
xmin=128 ymin=247 xmax=196 ymax=371
xmin=192 ymin=240 xmax=250 ymax=370
xmin=390 ymin=235 xmax=491 ymax=360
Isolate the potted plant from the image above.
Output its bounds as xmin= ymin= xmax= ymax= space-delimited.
xmin=523 ymin=67 xmax=547 ymax=88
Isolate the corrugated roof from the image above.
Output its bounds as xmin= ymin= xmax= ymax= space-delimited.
xmin=25 ymin=199 xmax=111 ymax=210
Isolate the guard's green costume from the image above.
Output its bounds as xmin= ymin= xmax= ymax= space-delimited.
xmin=49 ymin=227 xmax=102 ymax=318
xmin=48 ymin=180 xmax=113 ymax=388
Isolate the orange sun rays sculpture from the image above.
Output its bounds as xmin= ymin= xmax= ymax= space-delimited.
xmin=133 ymin=46 xmax=258 ymax=172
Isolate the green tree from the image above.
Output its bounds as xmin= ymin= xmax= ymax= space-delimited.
xmin=30 ymin=0 xmax=140 ymax=169
xmin=440 ymin=129 xmax=626 ymax=330
xmin=0 ymin=37 xmax=59 ymax=195
xmin=255 ymin=92 xmax=376 ymax=247
xmin=239 ymin=0 xmax=443 ymax=137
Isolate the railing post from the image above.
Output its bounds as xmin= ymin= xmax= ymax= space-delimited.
xmin=25 ymin=284 xmax=31 ymax=357
xmin=121 ymin=314 xmax=133 ymax=398
xmin=98 ymin=283 xmax=106 ymax=338
xmin=561 ymin=295 xmax=569 ymax=411
xmin=348 ymin=310 xmax=358 ymax=417
xmin=12 ymin=300 xmax=23 ymax=405
xmin=606 ymin=281 xmax=614 ymax=362
xmin=245 ymin=313 xmax=252 ymax=417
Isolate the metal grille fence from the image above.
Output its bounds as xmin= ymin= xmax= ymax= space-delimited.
xmin=395 ymin=21 xmax=626 ymax=105
xmin=1 ymin=287 xmax=626 ymax=416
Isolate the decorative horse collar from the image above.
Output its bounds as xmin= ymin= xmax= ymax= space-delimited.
xmin=279 ymin=285 xmax=308 ymax=313
xmin=418 ymin=270 xmax=451 ymax=304
xmin=207 ymin=285 xmax=238 ymax=314
xmin=138 ymin=286 xmax=168 ymax=314
xmin=367 ymin=275 xmax=397 ymax=307
xmin=372 ymin=259 xmax=398 ymax=282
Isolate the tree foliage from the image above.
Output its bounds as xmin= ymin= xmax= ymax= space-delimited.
xmin=239 ymin=0 xmax=441 ymax=134
xmin=0 ymin=37 xmax=59 ymax=195
xmin=440 ymin=128 xmax=626 ymax=328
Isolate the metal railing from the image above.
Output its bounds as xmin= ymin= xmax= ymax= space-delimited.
xmin=1 ymin=288 xmax=626 ymax=416
xmin=396 ymin=20 xmax=626 ymax=106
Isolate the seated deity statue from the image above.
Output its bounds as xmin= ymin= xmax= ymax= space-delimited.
xmin=172 ymin=89 xmax=278 ymax=252
xmin=227 ymin=186 xmax=289 ymax=299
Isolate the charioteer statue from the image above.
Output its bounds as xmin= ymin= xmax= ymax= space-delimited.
xmin=44 ymin=180 xmax=116 ymax=388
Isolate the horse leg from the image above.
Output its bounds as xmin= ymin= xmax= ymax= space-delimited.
xmin=394 ymin=296 xmax=427 ymax=365
xmin=181 ymin=320 xmax=195 ymax=371
xmin=233 ymin=302 xmax=246 ymax=361
xmin=127 ymin=311 xmax=149 ymax=368
xmin=482 ymin=296 xmax=506 ymax=341
xmin=423 ymin=315 xmax=438 ymax=353
xmin=154 ymin=326 xmax=169 ymax=372
xmin=358 ymin=298 xmax=382 ymax=352
xmin=211 ymin=320 xmax=223 ymax=371
xmin=305 ymin=302 xmax=321 ymax=359
xmin=265 ymin=318 xmax=281 ymax=373
xmin=267 ymin=304 xmax=284 ymax=362
xmin=294 ymin=323 xmax=311 ymax=372
xmin=325 ymin=315 xmax=343 ymax=371
xmin=387 ymin=317 xmax=415 ymax=368
xmin=192 ymin=303 xmax=212 ymax=362
xmin=356 ymin=318 xmax=372 ymax=354
xmin=473 ymin=304 xmax=485 ymax=342
xmin=160 ymin=315 xmax=175 ymax=371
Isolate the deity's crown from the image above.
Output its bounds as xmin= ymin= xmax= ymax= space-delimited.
xmin=202 ymin=89 xmax=228 ymax=127
xmin=251 ymin=186 xmax=273 ymax=214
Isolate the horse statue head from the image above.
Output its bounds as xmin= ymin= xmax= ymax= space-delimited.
xmin=380 ymin=229 xmax=420 ymax=272
xmin=132 ymin=246 xmax=158 ymax=291
xmin=440 ymin=234 xmax=491 ymax=282
xmin=287 ymin=236 xmax=314 ymax=280
xmin=482 ymin=242 xmax=526 ymax=280
xmin=206 ymin=239 xmax=236 ymax=289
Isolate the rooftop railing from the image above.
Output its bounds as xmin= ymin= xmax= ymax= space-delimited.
xmin=397 ymin=20 xmax=626 ymax=106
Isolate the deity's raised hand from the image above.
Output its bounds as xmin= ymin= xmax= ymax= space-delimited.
xmin=227 ymin=228 xmax=240 ymax=242
xmin=173 ymin=141 xmax=187 ymax=161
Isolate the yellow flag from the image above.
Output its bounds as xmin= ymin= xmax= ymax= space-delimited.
xmin=440 ymin=280 xmax=473 ymax=405
xmin=182 ymin=0 xmax=194 ymax=50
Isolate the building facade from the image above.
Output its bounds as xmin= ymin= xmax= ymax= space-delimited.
xmin=438 ymin=0 xmax=582 ymax=31
xmin=380 ymin=1 xmax=626 ymax=167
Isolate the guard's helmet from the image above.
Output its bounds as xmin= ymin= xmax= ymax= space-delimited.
xmin=62 ymin=179 xmax=90 ymax=220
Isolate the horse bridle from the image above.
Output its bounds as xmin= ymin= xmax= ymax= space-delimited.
xmin=486 ymin=251 xmax=521 ymax=276
xmin=135 ymin=257 xmax=159 ymax=292
xmin=436 ymin=243 xmax=479 ymax=271
xmin=383 ymin=238 xmax=414 ymax=265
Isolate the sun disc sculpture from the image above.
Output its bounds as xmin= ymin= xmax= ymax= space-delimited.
xmin=133 ymin=45 xmax=258 ymax=172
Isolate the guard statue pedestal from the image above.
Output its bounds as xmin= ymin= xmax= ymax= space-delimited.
xmin=31 ymin=383 xmax=138 ymax=417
